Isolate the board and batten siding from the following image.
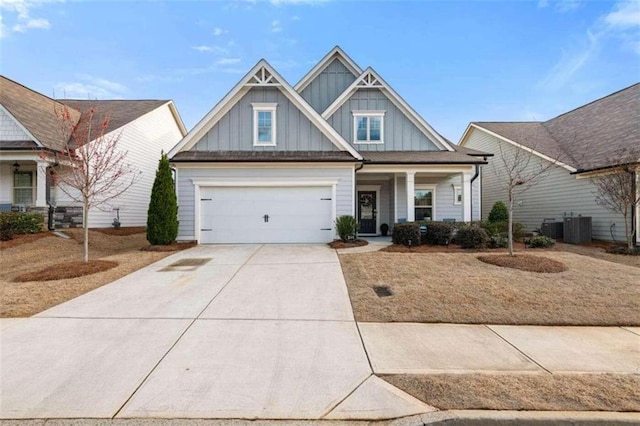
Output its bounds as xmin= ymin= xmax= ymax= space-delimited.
xmin=176 ymin=166 xmax=354 ymax=240
xmin=300 ymin=58 xmax=357 ymax=114
xmin=78 ymin=104 xmax=183 ymax=228
xmin=326 ymin=89 xmax=440 ymax=151
xmin=191 ymin=87 xmax=337 ymax=152
xmin=464 ymin=128 xmax=626 ymax=241
xmin=0 ymin=108 xmax=30 ymax=141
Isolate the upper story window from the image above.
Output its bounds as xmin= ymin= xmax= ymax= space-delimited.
xmin=252 ymin=103 xmax=277 ymax=146
xmin=353 ymin=111 xmax=385 ymax=144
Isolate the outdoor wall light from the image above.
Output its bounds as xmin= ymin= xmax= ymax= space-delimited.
xmin=12 ymin=162 xmax=20 ymax=172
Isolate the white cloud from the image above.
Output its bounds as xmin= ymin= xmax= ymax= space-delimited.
xmin=55 ymin=75 xmax=128 ymax=99
xmin=271 ymin=19 xmax=282 ymax=32
xmin=538 ymin=0 xmax=581 ymax=13
xmin=0 ymin=0 xmax=61 ymax=36
xmin=192 ymin=45 xmax=213 ymax=52
xmin=212 ymin=27 xmax=227 ymax=36
xmin=291 ymin=15 xmax=301 ymax=21
xmin=192 ymin=44 xmax=232 ymax=55
xmin=605 ymin=0 xmax=640 ymax=28
xmin=216 ymin=58 xmax=241 ymax=65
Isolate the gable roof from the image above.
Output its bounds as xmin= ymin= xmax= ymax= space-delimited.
xmin=0 ymin=75 xmax=80 ymax=151
xmin=321 ymin=67 xmax=455 ymax=152
xmin=294 ymin=46 xmax=362 ymax=93
xmin=0 ymin=75 xmax=186 ymax=152
xmin=461 ymin=83 xmax=640 ymax=173
xmin=168 ymin=59 xmax=363 ymax=160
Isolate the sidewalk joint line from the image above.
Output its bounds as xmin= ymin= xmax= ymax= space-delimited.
xmin=485 ymin=325 xmax=553 ymax=375
xmin=318 ymin=373 xmax=373 ymax=419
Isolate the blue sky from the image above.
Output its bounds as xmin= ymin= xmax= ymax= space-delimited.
xmin=1 ymin=0 xmax=639 ymax=142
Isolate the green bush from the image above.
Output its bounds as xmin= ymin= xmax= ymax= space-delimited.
xmin=392 ymin=222 xmax=421 ymax=246
xmin=526 ymin=235 xmax=555 ymax=248
xmin=488 ymin=201 xmax=509 ymax=223
xmin=147 ymin=153 xmax=179 ymax=245
xmin=481 ymin=220 xmax=526 ymax=241
xmin=488 ymin=234 xmax=508 ymax=248
xmin=423 ymin=221 xmax=454 ymax=246
xmin=335 ymin=215 xmax=358 ymax=242
xmin=0 ymin=212 xmax=43 ymax=235
xmin=454 ymin=224 xmax=490 ymax=249
xmin=0 ymin=222 xmax=14 ymax=241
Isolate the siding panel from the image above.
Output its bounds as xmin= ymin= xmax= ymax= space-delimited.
xmin=300 ymin=59 xmax=357 ymax=113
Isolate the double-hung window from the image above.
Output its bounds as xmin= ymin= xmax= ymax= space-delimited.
xmin=252 ymin=103 xmax=277 ymax=146
xmin=14 ymin=171 xmax=33 ymax=206
xmin=353 ymin=111 xmax=384 ymax=144
xmin=453 ymin=186 xmax=462 ymax=205
xmin=414 ymin=186 xmax=435 ymax=221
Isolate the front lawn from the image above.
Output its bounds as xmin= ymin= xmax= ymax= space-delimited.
xmin=339 ymin=251 xmax=640 ymax=325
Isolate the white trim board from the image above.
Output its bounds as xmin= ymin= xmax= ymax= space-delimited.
xmin=458 ymin=123 xmax=577 ymax=172
xmin=322 ymin=67 xmax=455 ymax=152
xmin=168 ymin=60 xmax=362 ymax=160
xmin=294 ymin=46 xmax=363 ymax=92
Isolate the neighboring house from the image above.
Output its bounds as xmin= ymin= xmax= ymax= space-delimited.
xmin=0 ymin=75 xmax=187 ymax=228
xmin=168 ymin=46 xmax=490 ymax=244
xmin=459 ymin=83 xmax=640 ymax=245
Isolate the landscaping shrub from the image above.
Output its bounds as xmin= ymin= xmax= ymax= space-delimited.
xmin=0 ymin=212 xmax=44 ymax=235
xmin=489 ymin=234 xmax=509 ymax=249
xmin=335 ymin=215 xmax=358 ymax=242
xmin=147 ymin=153 xmax=179 ymax=245
xmin=526 ymin=235 xmax=556 ymax=248
xmin=488 ymin=201 xmax=509 ymax=223
xmin=392 ymin=222 xmax=421 ymax=246
xmin=423 ymin=221 xmax=454 ymax=246
xmin=481 ymin=220 xmax=526 ymax=241
xmin=0 ymin=222 xmax=14 ymax=241
xmin=454 ymin=224 xmax=490 ymax=249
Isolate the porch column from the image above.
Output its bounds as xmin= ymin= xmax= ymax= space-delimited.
xmin=406 ymin=171 xmax=415 ymax=222
xmin=35 ymin=161 xmax=47 ymax=207
xmin=462 ymin=171 xmax=472 ymax=222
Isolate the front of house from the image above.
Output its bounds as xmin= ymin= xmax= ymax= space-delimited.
xmin=170 ymin=47 xmax=489 ymax=244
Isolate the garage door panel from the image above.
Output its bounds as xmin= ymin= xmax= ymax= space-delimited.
xmin=200 ymin=186 xmax=334 ymax=244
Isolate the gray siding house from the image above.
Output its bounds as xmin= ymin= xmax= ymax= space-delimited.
xmin=459 ymin=83 xmax=640 ymax=245
xmin=169 ymin=47 xmax=489 ymax=244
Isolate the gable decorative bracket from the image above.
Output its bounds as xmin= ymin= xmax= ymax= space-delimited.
xmin=246 ymin=67 xmax=281 ymax=86
xmin=356 ymin=72 xmax=384 ymax=88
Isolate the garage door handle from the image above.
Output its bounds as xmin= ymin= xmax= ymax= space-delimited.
xmin=201 ymin=198 xmax=212 ymax=201
xmin=320 ymin=198 xmax=332 ymax=201
xmin=321 ymin=228 xmax=331 ymax=231
xmin=201 ymin=229 xmax=212 ymax=231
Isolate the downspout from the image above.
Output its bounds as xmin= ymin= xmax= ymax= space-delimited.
xmin=469 ymin=161 xmax=482 ymax=222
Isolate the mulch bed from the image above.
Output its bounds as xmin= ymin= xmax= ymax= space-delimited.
xmin=141 ymin=241 xmax=197 ymax=252
xmin=328 ymin=239 xmax=369 ymax=249
xmin=92 ymin=226 xmax=146 ymax=236
xmin=477 ymin=254 xmax=568 ymax=273
xmin=381 ymin=242 xmax=528 ymax=253
xmin=13 ymin=260 xmax=119 ymax=282
xmin=0 ymin=233 xmax=50 ymax=250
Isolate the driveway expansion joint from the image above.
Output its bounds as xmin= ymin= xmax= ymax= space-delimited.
xmin=484 ymin=325 xmax=552 ymax=374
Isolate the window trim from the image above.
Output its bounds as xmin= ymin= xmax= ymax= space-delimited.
xmin=13 ymin=170 xmax=34 ymax=206
xmin=453 ymin=186 xmax=462 ymax=205
xmin=352 ymin=110 xmax=385 ymax=144
xmin=414 ymin=184 xmax=436 ymax=221
xmin=252 ymin=103 xmax=277 ymax=147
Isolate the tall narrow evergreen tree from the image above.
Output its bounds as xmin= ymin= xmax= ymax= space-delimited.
xmin=147 ymin=152 xmax=178 ymax=245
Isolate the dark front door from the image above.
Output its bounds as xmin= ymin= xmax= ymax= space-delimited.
xmin=358 ymin=191 xmax=376 ymax=234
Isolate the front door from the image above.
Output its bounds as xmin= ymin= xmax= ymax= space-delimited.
xmin=358 ymin=191 xmax=376 ymax=234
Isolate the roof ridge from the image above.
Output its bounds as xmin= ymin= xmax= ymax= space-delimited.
xmin=545 ymin=82 xmax=640 ymax=123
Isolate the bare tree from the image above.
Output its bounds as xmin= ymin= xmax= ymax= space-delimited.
xmin=493 ymin=135 xmax=560 ymax=256
xmin=51 ymin=104 xmax=141 ymax=262
xmin=592 ymin=147 xmax=640 ymax=250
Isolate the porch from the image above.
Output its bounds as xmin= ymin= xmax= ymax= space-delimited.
xmin=354 ymin=166 xmax=479 ymax=236
xmin=0 ymin=155 xmax=50 ymax=210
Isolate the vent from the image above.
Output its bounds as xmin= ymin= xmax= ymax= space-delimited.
xmin=373 ymin=286 xmax=393 ymax=298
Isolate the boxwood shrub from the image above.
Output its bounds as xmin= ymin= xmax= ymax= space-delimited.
xmin=0 ymin=212 xmax=44 ymax=235
xmin=454 ymin=224 xmax=490 ymax=249
xmin=526 ymin=235 xmax=555 ymax=248
xmin=422 ymin=221 xmax=454 ymax=246
xmin=392 ymin=222 xmax=421 ymax=246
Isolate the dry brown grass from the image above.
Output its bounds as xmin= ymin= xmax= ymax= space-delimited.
xmin=477 ymin=254 xmax=567 ymax=273
xmin=552 ymin=242 xmax=640 ymax=268
xmin=0 ymin=232 xmax=49 ymax=250
xmin=383 ymin=373 xmax=640 ymax=411
xmin=382 ymin=242 xmax=528 ymax=253
xmin=13 ymin=260 xmax=118 ymax=282
xmin=328 ymin=239 xmax=368 ymax=249
xmin=339 ymin=251 xmax=640 ymax=325
xmin=0 ymin=229 xmax=172 ymax=317
xmin=91 ymin=226 xmax=146 ymax=236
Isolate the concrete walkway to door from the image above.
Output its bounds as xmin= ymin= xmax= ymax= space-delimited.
xmin=0 ymin=244 xmax=432 ymax=420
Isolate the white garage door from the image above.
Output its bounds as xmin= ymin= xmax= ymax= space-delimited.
xmin=199 ymin=186 xmax=334 ymax=244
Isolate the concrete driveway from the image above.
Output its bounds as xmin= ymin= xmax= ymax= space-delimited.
xmin=0 ymin=244 xmax=431 ymax=420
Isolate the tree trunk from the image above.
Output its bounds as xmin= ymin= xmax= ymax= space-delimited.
xmin=508 ymin=189 xmax=514 ymax=256
xmin=624 ymin=210 xmax=632 ymax=250
xmin=83 ymin=199 xmax=89 ymax=263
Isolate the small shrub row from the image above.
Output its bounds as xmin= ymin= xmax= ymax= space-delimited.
xmin=392 ymin=222 xmax=421 ymax=246
xmin=454 ymin=224 xmax=490 ymax=249
xmin=525 ymin=235 xmax=556 ymax=248
xmin=0 ymin=212 xmax=44 ymax=236
xmin=421 ymin=221 xmax=454 ymax=246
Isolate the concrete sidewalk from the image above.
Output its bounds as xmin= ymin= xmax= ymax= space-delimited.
xmin=359 ymin=323 xmax=640 ymax=374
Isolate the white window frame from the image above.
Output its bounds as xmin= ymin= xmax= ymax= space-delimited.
xmin=13 ymin=170 xmax=34 ymax=206
xmin=414 ymin=184 xmax=436 ymax=221
xmin=353 ymin=111 xmax=385 ymax=144
xmin=252 ymin=103 xmax=277 ymax=147
xmin=453 ymin=186 xmax=462 ymax=205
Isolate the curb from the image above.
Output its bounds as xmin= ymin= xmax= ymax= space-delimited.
xmin=389 ymin=410 xmax=640 ymax=425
